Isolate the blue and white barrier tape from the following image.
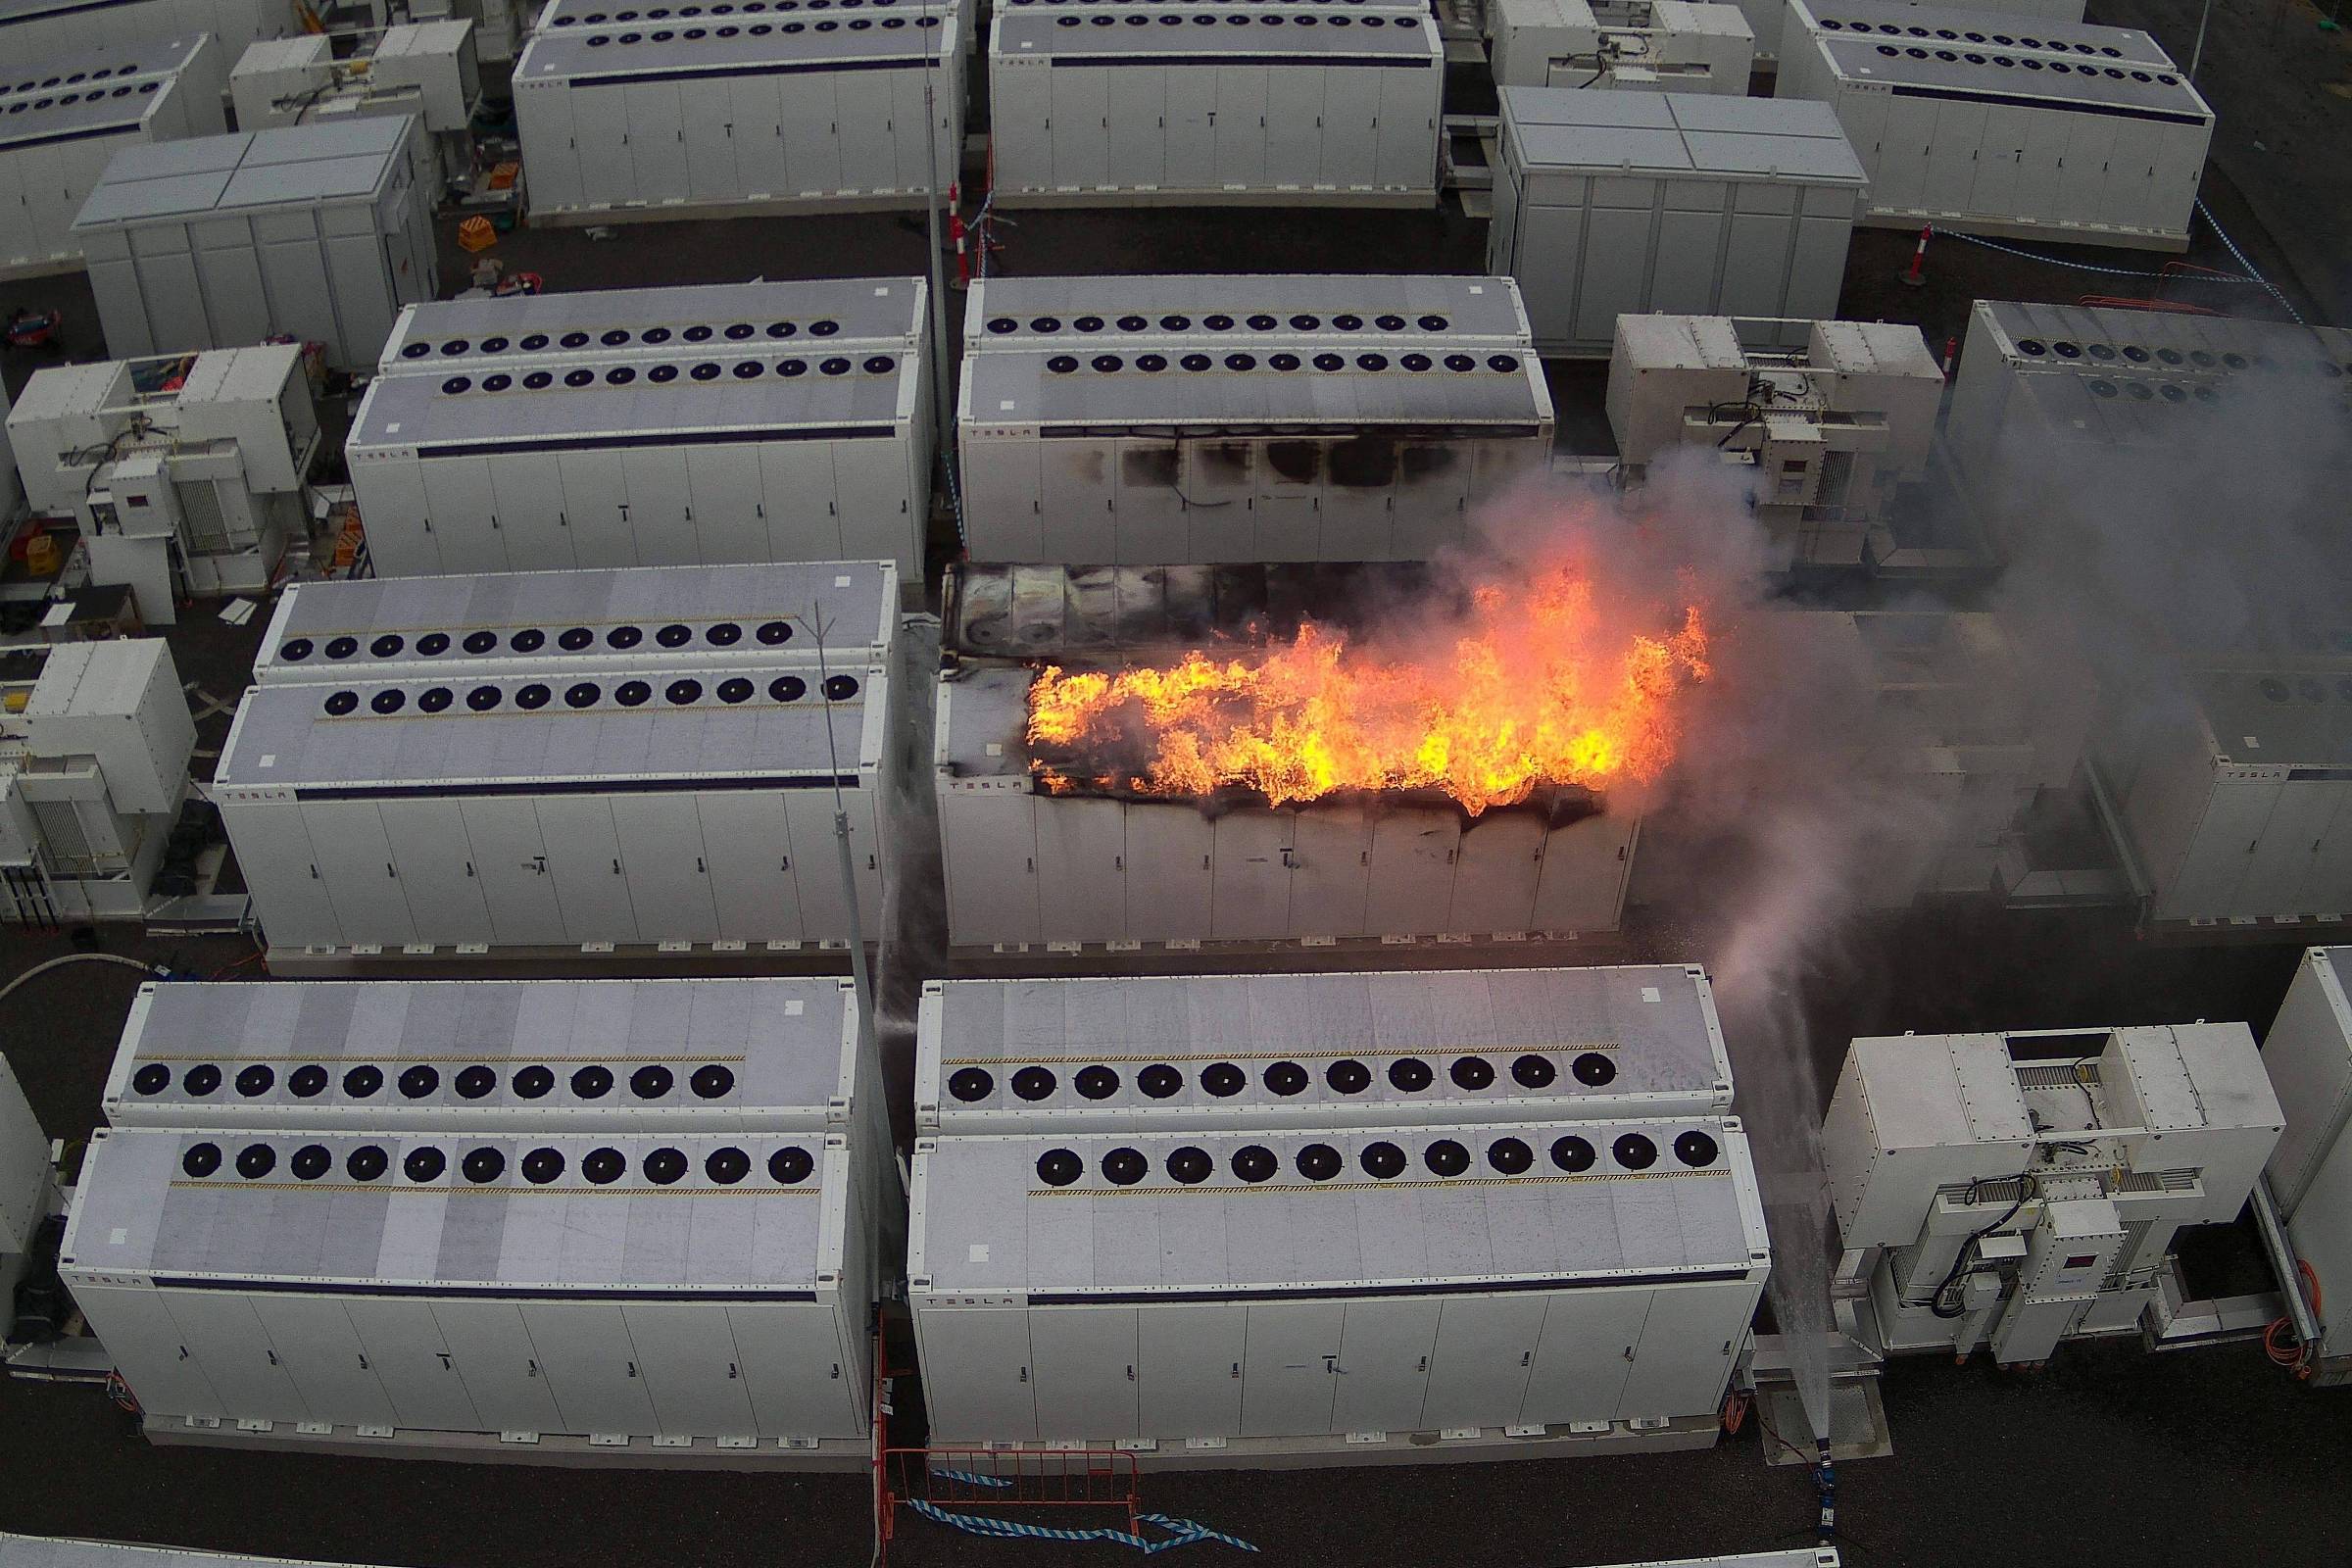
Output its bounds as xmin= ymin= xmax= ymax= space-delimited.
xmin=906 ymin=1498 xmax=1258 ymax=1554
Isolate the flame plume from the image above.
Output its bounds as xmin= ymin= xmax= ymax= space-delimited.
xmin=1026 ymin=567 xmax=1711 ymax=813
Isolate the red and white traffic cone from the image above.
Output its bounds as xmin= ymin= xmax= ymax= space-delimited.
xmin=950 ymin=211 xmax=970 ymax=291
xmin=1900 ymin=225 xmax=1931 ymax=288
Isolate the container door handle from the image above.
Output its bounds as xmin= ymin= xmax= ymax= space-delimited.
xmin=697 ymin=857 xmax=708 ymax=874
xmin=528 ymin=1359 xmax=540 ymax=1378
xmin=358 ymin=1354 xmax=370 ymax=1370
xmin=627 ymin=1362 xmax=638 ymax=1378
xmin=729 ymin=1363 xmax=740 ymax=1379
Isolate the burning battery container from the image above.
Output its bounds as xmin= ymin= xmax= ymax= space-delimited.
xmin=1490 ymin=0 xmax=1754 ymax=92
xmin=0 ymin=35 xmax=226 ymax=280
xmin=987 ymin=0 xmax=1443 ymax=208
xmin=1774 ymin=0 xmax=2210 ymax=249
xmin=515 ymin=0 xmax=961 ymax=220
xmin=348 ymin=279 xmax=932 ymax=577
xmin=956 ymin=275 xmax=1551 ymax=564
xmin=1490 ymin=89 xmax=1866 ymax=357
xmin=0 ymin=0 xmax=295 ymax=64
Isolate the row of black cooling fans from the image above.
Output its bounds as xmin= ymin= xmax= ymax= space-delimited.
xmin=279 ymin=619 xmax=801 ymax=662
xmin=1032 ymin=1128 xmax=1722 ymax=1188
xmin=949 ymin=1052 xmax=1619 ymax=1103
xmin=175 ymin=1139 xmax=815 ymax=1187
xmin=130 ymin=1059 xmax=738 ymax=1103
xmin=315 ymin=672 xmax=858 ymax=716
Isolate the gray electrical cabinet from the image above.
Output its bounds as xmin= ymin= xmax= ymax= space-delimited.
xmin=514 ymin=0 xmax=962 ymax=220
xmin=913 ymin=966 xmax=1737 ymax=1134
xmin=0 ymin=0 xmax=293 ymax=63
xmin=72 ymin=117 xmax=438 ymax=368
xmin=987 ymin=0 xmax=1443 ymax=208
xmin=908 ymin=1115 xmax=1769 ymax=1453
xmin=254 ymin=563 xmax=900 ymax=686
xmin=935 ymin=666 xmax=1639 ymax=950
xmin=348 ymin=280 xmax=933 ymax=576
xmin=1775 ymin=0 xmax=2210 ymax=250
xmin=0 ymin=34 xmax=226 ymax=279
xmin=1489 ymin=89 xmax=1866 ymax=357
xmin=213 ymin=650 xmax=894 ymax=958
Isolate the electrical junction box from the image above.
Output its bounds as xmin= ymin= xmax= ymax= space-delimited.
xmin=1490 ymin=0 xmax=1754 ymax=93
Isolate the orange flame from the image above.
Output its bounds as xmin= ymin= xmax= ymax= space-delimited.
xmin=1025 ymin=568 xmax=1711 ymax=813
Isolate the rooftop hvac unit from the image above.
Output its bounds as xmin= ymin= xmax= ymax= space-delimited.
xmin=252 ymin=563 xmax=901 ymax=685
xmin=913 ymin=965 xmax=1735 ymax=1133
xmin=2259 ymin=948 xmax=2352 ymax=1383
xmin=513 ymin=5 xmax=962 ymax=220
xmin=0 ymin=34 xmax=226 ymax=280
xmin=1773 ymin=0 xmax=2210 ymax=249
xmin=1822 ymin=1023 xmax=2279 ymax=1364
xmin=380 ymin=277 xmax=927 ymax=372
xmin=0 ymin=0 xmax=296 ymax=65
xmin=908 ymin=1115 xmax=1768 ymax=1448
xmin=936 ymin=665 xmax=1637 ymax=950
xmin=347 ymin=336 xmax=931 ymax=576
xmin=212 ymin=660 xmax=891 ymax=957
xmin=987 ymin=0 xmax=1442 ymax=209
xmin=1489 ymin=89 xmax=1865 ymax=357
xmin=62 ymin=1126 xmax=879 ymax=1448
xmin=1489 ymin=0 xmax=1754 ymax=93
xmin=72 ymin=117 xmax=438 ymax=369
xmin=102 ymin=977 xmax=870 ymax=1136
xmin=963 ymin=274 xmax=1535 ymax=353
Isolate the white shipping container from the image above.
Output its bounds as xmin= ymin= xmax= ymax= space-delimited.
xmin=907 ymin=1116 xmax=1769 ymax=1448
xmin=913 ymin=966 xmax=1736 ymax=1134
xmin=514 ymin=6 xmax=962 ymax=219
xmin=1489 ymin=89 xmax=1866 ymax=357
xmin=62 ymin=1126 xmax=879 ymax=1448
xmin=987 ymin=0 xmax=1444 ymax=208
xmin=935 ymin=666 xmax=1638 ymax=949
xmin=0 ymin=0 xmax=292 ymax=65
xmin=72 ymin=117 xmax=438 ymax=369
xmin=213 ymin=659 xmax=892 ymax=956
xmin=0 ymin=35 xmax=226 ymax=279
xmin=253 ymin=563 xmax=901 ymax=685
xmin=1774 ymin=0 xmax=2210 ymax=249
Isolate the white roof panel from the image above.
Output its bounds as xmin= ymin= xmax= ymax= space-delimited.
xmin=74 ymin=118 xmax=413 ymax=227
xmin=1503 ymin=88 xmax=1865 ymax=184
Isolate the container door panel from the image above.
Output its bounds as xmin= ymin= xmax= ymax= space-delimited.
xmin=829 ymin=438 xmax=913 ymax=567
xmin=2242 ymin=778 xmax=2336 ymax=918
xmin=419 ymin=456 xmax=507 ymax=574
xmin=1135 ymin=1303 xmax=1246 ymax=1440
xmin=1617 ymin=1283 xmax=1745 ymax=1421
xmin=1320 ymin=435 xmax=1396 ymax=560
xmin=1112 ymin=439 xmax=1187 ymax=562
xmin=352 ymin=456 xmax=436 ymax=575
xmin=536 ymin=796 xmax=638 ymax=943
xmin=1028 ymin=1307 xmax=1139 ymax=1441
xmin=1163 ymin=69 xmax=1216 ymax=192
xmin=1036 ymin=796 xmax=1126 ymax=943
xmin=623 ymin=1302 xmax=755 ymax=1439
xmin=77 ymin=1285 xmax=223 ymax=1419
xmin=608 ymin=794 xmax=718 ymax=942
xmin=558 ymin=449 xmax=637 ymax=566
xmin=1392 ymin=440 xmax=1466 ymax=560
xmin=1239 ymin=1301 xmax=1341 ymax=1438
xmin=1651 ymin=210 xmax=1724 ymax=317
xmin=1181 ymin=442 xmax=1256 ymax=562
xmin=1051 ymin=66 xmax=1109 ymax=189
xmin=1574 ymin=207 xmax=1653 ymax=345
xmin=459 ymin=797 xmax=566 ymax=945
xmin=1375 ymin=66 xmax=1436 ymax=190
xmin=681 ymin=446 xmax=765 ymax=564
xmin=488 ymin=451 xmax=574 ymax=569
xmin=248 ymin=1296 xmax=394 ymax=1429
xmin=916 ymin=1306 xmax=1036 ymax=1442
xmin=1870 ymin=100 xmax=1928 ymax=214
xmin=890 ymin=68 xmax=932 ymax=192
xmin=729 ymin=1301 xmax=863 ymax=1438
xmin=1317 ymin=69 xmax=1378 ymax=189
xmin=991 ymin=58 xmax=1051 ymax=190
xmin=1970 ymin=105 xmax=2029 ymax=218
xmin=684 ymin=82 xmax=740 ymax=203
xmin=341 ymin=1297 xmax=480 ymax=1432
xmin=1212 ymin=67 xmax=1268 ymax=189
xmin=1718 ymin=211 xmax=1794 ymax=319
xmin=730 ymin=77 xmax=788 ymax=198
xmin=1330 ymin=1298 xmax=1439 ymax=1434
xmin=625 ymin=81 xmax=688 ymax=202
xmin=1123 ymin=801 xmax=1212 ymax=942
xmin=301 ymin=801 xmax=416 ymax=946
xmin=1365 ymin=807 xmax=1460 ymax=936
xmin=377 ymin=797 xmax=492 ymax=945
xmin=1532 ymin=811 xmax=1633 ymax=934
xmin=521 ymin=1301 xmax=656 ymax=1436
xmin=432 ymin=1300 xmax=563 ymax=1434
xmin=1104 ymin=68 xmax=1163 ymax=190
xmin=835 ymin=76 xmax=894 ymax=195
xmin=782 ymin=786 xmax=883 ymax=943
xmin=2163 ymin=782 xmax=2277 ymax=920
xmin=573 ymin=86 xmax=632 ymax=207
xmin=759 ymin=442 xmax=843 ymax=561
xmin=2297 ymin=791 xmax=2352 ymax=917
xmin=961 ymin=440 xmax=1042 ymax=561
xmin=622 ymin=446 xmax=695 ymax=565
xmin=1288 ymin=807 xmax=1369 ymax=939
xmin=2015 ymin=111 xmax=2071 ymax=226
xmin=224 ymin=800 xmax=341 ymax=948
xmin=941 ymin=789 xmax=1040 ymax=946
xmin=1210 ymin=809 xmax=1293 ymax=941
xmin=1922 ymin=100 xmax=1986 ymax=215
xmin=1520 ymin=1287 xmax=1647 ymax=1426
xmin=160 ymin=1291 xmax=308 ymax=1422
xmin=1039 ymin=440 xmax=1113 ymax=563
xmin=1448 ymin=811 xmax=1544 ymax=934
xmin=779 ymin=74 xmax=844 ymax=194
xmin=1254 ymin=441 xmax=1321 ymax=562
xmin=1261 ymin=68 xmax=1322 ymax=188
xmin=697 ymin=790 xmax=804 ymax=943
xmin=1419 ymin=1293 xmax=1545 ymax=1429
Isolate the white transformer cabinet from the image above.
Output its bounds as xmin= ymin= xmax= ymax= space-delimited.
xmin=1822 ymin=1023 xmax=2280 ymax=1364
xmin=7 ymin=343 xmax=320 ymax=622
xmin=410 ymin=0 xmax=521 ymax=64
xmin=348 ymin=280 xmax=933 ymax=577
xmin=62 ymin=1124 xmax=881 ymax=1455
xmin=1775 ymin=0 xmax=2210 ymax=249
xmin=988 ymin=0 xmax=1443 ymax=208
xmin=72 ymin=117 xmax=438 ymax=369
xmin=956 ymin=277 xmax=1552 ymax=564
xmin=914 ymin=965 xmax=1736 ymax=1134
xmin=2259 ymin=948 xmax=2352 ymax=1384
xmin=231 ymin=24 xmax=481 ymax=187
xmin=1490 ymin=89 xmax=1866 ymax=357
xmin=514 ymin=1 xmax=962 ymax=220
xmin=254 ymin=563 xmax=900 ymax=685
xmin=1606 ymin=314 xmax=1944 ymax=568
xmin=908 ymin=1114 xmax=1769 ymax=1456
xmin=0 ymin=0 xmax=293 ymax=64
xmin=0 ymin=35 xmax=226 ymax=280
xmin=936 ymin=666 xmax=1639 ymax=951
xmin=212 ymin=658 xmax=893 ymax=958
xmin=1490 ymin=0 xmax=1754 ymax=93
